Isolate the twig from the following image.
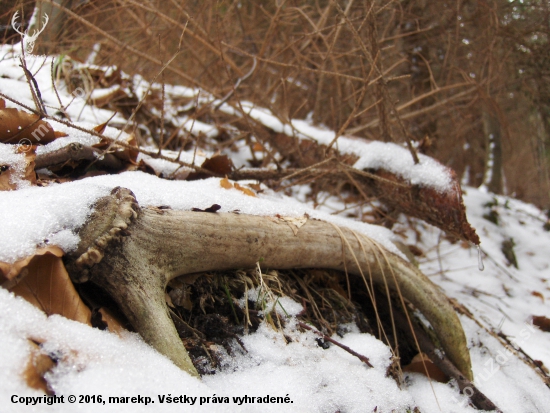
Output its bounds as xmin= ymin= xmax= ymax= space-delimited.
xmin=348 ymin=86 xmax=477 ymax=135
xmin=50 ymin=59 xmax=70 ymax=121
xmin=214 ymin=57 xmax=257 ymax=110
xmin=297 ymin=321 xmax=373 ymax=367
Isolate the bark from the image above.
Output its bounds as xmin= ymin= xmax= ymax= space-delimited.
xmin=30 ymin=0 xmax=76 ymax=54
xmin=482 ymin=104 xmax=504 ymax=194
xmin=65 ymin=187 xmax=473 ymax=381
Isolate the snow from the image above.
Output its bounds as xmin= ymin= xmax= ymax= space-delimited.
xmin=0 ymin=144 xmax=31 ymax=189
xmin=0 ymin=171 xmax=399 ymax=264
xmin=1 ymin=44 xmax=550 ymax=412
xmin=217 ymin=102 xmax=454 ymax=192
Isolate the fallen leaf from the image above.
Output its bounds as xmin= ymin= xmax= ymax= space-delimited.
xmin=93 ymin=131 xmax=138 ymax=164
xmin=532 ymin=315 xmax=550 ymax=332
xmin=0 ymin=246 xmax=64 ymax=284
xmin=201 ymin=154 xmax=234 ymax=175
xmin=220 ymin=177 xmax=233 ymax=189
xmin=0 ymin=105 xmax=56 ymax=144
xmin=8 ymin=252 xmax=92 ymax=326
xmin=91 ymin=307 xmax=126 ymax=336
xmin=403 ymin=352 xmax=449 ymax=383
xmin=93 ymin=120 xmax=110 ymax=134
xmin=188 ymin=155 xmax=235 ymax=180
xmin=234 ymin=182 xmax=256 ymax=197
xmin=0 ymin=145 xmax=36 ymax=191
xmin=0 ymin=164 xmax=15 ymax=191
xmin=23 ymin=340 xmax=55 ymax=394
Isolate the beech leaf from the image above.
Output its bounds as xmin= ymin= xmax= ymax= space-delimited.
xmin=23 ymin=340 xmax=55 ymax=394
xmin=0 ymin=102 xmax=56 ymax=144
xmin=8 ymin=252 xmax=92 ymax=326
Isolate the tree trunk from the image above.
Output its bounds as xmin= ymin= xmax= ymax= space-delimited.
xmin=482 ymin=103 xmax=504 ymax=194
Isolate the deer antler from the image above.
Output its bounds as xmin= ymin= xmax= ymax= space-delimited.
xmin=11 ymin=11 xmax=49 ymax=53
xmin=65 ymin=187 xmax=473 ymax=381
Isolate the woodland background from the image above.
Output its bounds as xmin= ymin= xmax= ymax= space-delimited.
xmin=2 ymin=0 xmax=549 ymax=208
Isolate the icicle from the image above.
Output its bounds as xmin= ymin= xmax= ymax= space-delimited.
xmin=477 ymin=245 xmax=484 ymax=271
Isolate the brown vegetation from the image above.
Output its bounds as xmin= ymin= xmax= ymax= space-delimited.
xmin=3 ymin=0 xmax=549 ymax=206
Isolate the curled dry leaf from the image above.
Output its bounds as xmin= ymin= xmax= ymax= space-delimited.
xmin=0 ymin=100 xmax=56 ymax=144
xmin=0 ymin=246 xmax=64 ymax=285
xmin=23 ymin=340 xmax=55 ymax=394
xmin=403 ymin=352 xmax=449 ymax=383
xmin=7 ymin=249 xmax=92 ymax=326
xmin=0 ymin=145 xmax=37 ymax=191
xmin=220 ymin=177 xmax=256 ymax=197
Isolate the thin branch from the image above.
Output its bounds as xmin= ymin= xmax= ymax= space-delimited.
xmin=297 ymin=321 xmax=373 ymax=367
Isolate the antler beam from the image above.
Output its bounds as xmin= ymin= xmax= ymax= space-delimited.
xmin=65 ymin=187 xmax=473 ymax=381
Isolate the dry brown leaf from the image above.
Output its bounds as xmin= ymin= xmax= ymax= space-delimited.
xmin=92 ymin=131 xmax=139 ymax=165
xmin=20 ymin=146 xmax=36 ymax=185
xmin=0 ymin=163 xmax=15 ymax=191
xmin=0 ymin=106 xmax=56 ymax=145
xmin=97 ymin=308 xmax=126 ymax=336
xmin=531 ymin=291 xmax=545 ymax=303
xmin=532 ymin=315 xmax=550 ymax=332
xmin=220 ymin=177 xmax=233 ymax=189
xmin=403 ymin=352 xmax=449 ymax=383
xmin=201 ymin=154 xmax=234 ymax=176
xmin=93 ymin=120 xmax=110 ymax=135
xmin=234 ymin=182 xmax=256 ymax=197
xmin=9 ymin=253 xmax=92 ymax=326
xmin=0 ymin=145 xmax=37 ymax=191
xmin=0 ymin=246 xmax=64 ymax=285
xmin=23 ymin=340 xmax=55 ymax=394
xmin=188 ymin=155 xmax=235 ymax=180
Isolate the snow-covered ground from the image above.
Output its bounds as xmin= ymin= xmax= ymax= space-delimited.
xmin=1 ymin=45 xmax=550 ymax=412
